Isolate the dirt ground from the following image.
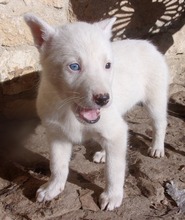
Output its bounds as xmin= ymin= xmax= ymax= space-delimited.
xmin=0 ymin=89 xmax=185 ymax=220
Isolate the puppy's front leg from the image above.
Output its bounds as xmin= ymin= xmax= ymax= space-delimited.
xmin=37 ymin=130 xmax=72 ymax=202
xmin=99 ymin=122 xmax=128 ymax=211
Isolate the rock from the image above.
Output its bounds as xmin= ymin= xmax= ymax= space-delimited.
xmin=170 ymin=91 xmax=185 ymax=107
xmin=165 ymin=24 xmax=185 ymax=94
xmin=42 ymin=0 xmax=66 ymax=9
xmin=0 ymin=16 xmax=30 ymax=47
xmin=0 ymin=0 xmax=9 ymax=4
xmin=0 ymin=203 xmax=12 ymax=220
xmin=0 ymin=214 xmax=12 ymax=220
xmin=0 ymin=177 xmax=10 ymax=190
xmin=2 ymin=70 xmax=39 ymax=95
xmin=0 ymin=0 xmax=70 ymax=47
xmin=166 ymin=181 xmax=185 ymax=213
xmin=169 ymin=83 xmax=185 ymax=97
xmin=168 ymin=91 xmax=185 ymax=117
xmin=166 ymin=54 xmax=185 ymax=87
xmin=79 ymin=189 xmax=99 ymax=211
xmin=166 ymin=24 xmax=185 ymax=55
xmin=0 ymin=0 xmax=71 ymax=84
xmin=0 ymin=47 xmax=40 ymax=82
xmin=138 ymin=178 xmax=165 ymax=203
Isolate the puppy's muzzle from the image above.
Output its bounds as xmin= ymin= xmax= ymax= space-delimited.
xmin=93 ymin=93 xmax=110 ymax=107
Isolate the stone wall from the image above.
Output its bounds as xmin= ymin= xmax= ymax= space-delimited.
xmin=0 ymin=0 xmax=185 ymax=119
xmin=0 ymin=0 xmax=73 ymax=82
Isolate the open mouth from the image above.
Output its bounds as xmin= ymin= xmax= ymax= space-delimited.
xmin=74 ymin=104 xmax=100 ymax=124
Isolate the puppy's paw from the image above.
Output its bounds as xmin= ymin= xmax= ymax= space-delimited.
xmin=99 ymin=191 xmax=123 ymax=211
xmin=148 ymin=147 xmax=164 ymax=158
xmin=93 ymin=150 xmax=106 ymax=163
xmin=36 ymin=180 xmax=64 ymax=202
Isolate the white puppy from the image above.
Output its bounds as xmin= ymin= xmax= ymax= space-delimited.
xmin=24 ymin=14 xmax=168 ymax=211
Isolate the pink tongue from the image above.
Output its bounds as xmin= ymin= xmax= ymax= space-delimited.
xmin=80 ymin=109 xmax=99 ymax=121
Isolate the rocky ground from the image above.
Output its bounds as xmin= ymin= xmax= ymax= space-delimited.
xmin=0 ymin=90 xmax=185 ymax=220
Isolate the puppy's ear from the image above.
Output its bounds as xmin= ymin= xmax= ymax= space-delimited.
xmin=24 ymin=13 xmax=55 ymax=50
xmin=96 ymin=17 xmax=116 ymax=39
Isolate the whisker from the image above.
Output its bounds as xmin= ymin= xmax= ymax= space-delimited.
xmin=57 ymin=95 xmax=87 ymax=110
xmin=57 ymin=96 xmax=80 ymax=110
xmin=66 ymin=91 xmax=81 ymax=95
xmin=78 ymin=97 xmax=90 ymax=108
xmin=57 ymin=93 xmax=90 ymax=111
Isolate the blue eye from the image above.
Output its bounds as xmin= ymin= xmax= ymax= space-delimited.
xmin=69 ymin=63 xmax=81 ymax=71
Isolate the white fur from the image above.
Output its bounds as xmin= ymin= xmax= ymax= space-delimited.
xmin=25 ymin=14 xmax=168 ymax=211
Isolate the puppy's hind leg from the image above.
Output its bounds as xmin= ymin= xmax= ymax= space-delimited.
xmin=93 ymin=149 xmax=106 ymax=163
xmin=146 ymin=93 xmax=168 ymax=158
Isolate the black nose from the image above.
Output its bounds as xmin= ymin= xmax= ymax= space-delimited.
xmin=93 ymin=93 xmax=110 ymax=106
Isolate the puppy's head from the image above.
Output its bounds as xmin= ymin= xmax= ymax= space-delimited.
xmin=25 ymin=14 xmax=116 ymax=124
